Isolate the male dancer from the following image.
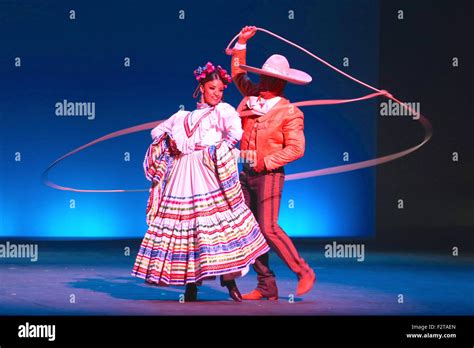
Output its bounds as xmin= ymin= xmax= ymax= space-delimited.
xmin=231 ymin=26 xmax=316 ymax=299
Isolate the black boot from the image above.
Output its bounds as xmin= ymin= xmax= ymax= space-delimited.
xmin=221 ymin=279 xmax=242 ymax=302
xmin=184 ymin=283 xmax=198 ymax=302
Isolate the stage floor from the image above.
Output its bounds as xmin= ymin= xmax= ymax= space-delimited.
xmin=0 ymin=240 xmax=473 ymax=315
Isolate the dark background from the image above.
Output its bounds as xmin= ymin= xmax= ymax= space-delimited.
xmin=375 ymin=0 xmax=473 ymax=251
xmin=0 ymin=0 xmax=472 ymax=251
xmin=0 ymin=0 xmax=380 ymax=238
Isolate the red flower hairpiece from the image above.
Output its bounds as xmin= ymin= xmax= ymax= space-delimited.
xmin=194 ymin=62 xmax=232 ymax=85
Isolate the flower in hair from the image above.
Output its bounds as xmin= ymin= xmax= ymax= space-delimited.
xmin=217 ymin=65 xmax=232 ymax=84
xmin=194 ymin=62 xmax=232 ymax=84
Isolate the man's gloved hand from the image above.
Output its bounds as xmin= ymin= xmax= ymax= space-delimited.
xmin=238 ymin=26 xmax=257 ymax=44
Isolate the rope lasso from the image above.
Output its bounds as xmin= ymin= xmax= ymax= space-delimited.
xmin=225 ymin=27 xmax=432 ymax=181
xmin=42 ymin=27 xmax=432 ymax=192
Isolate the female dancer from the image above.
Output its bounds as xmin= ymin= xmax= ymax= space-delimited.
xmin=131 ymin=62 xmax=269 ymax=302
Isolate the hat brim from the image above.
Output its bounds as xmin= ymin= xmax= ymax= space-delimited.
xmin=239 ymin=64 xmax=312 ymax=85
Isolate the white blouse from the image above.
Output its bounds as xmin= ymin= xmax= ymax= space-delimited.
xmin=150 ymin=102 xmax=243 ymax=154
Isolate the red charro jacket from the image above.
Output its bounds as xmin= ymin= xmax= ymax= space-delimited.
xmin=231 ymin=48 xmax=305 ymax=171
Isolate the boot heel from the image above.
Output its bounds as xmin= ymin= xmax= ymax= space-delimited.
xmin=184 ymin=283 xmax=198 ymax=302
xmin=222 ymin=280 xmax=242 ymax=302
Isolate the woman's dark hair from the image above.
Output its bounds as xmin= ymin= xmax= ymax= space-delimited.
xmin=200 ymin=71 xmax=230 ymax=86
xmin=193 ymin=63 xmax=232 ymax=98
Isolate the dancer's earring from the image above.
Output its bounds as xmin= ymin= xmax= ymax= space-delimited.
xmin=200 ymin=86 xmax=205 ymax=104
xmin=192 ymin=83 xmax=201 ymax=99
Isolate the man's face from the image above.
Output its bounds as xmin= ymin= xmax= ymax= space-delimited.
xmin=259 ymin=75 xmax=287 ymax=95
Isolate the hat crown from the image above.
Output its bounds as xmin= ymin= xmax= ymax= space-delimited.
xmin=262 ymin=54 xmax=290 ymax=76
xmin=239 ymin=53 xmax=312 ymax=85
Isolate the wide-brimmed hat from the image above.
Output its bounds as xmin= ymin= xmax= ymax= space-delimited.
xmin=239 ymin=54 xmax=312 ymax=85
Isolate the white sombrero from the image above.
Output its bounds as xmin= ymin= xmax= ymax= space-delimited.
xmin=239 ymin=54 xmax=312 ymax=85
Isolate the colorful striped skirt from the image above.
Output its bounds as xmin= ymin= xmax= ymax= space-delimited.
xmin=131 ymin=142 xmax=269 ymax=286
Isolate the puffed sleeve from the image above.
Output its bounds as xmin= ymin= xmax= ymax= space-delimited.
xmin=150 ymin=111 xmax=184 ymax=140
xmin=218 ymin=103 xmax=243 ymax=149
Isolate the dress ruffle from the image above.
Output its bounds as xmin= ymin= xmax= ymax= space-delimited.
xmin=132 ymin=136 xmax=269 ymax=286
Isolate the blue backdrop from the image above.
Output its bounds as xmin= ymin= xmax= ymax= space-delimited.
xmin=0 ymin=0 xmax=379 ymax=238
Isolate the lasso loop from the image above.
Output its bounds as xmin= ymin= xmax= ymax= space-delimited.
xmin=43 ymin=27 xmax=432 ymax=192
xmin=226 ymin=27 xmax=432 ymax=181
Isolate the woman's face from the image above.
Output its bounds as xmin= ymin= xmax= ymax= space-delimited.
xmin=201 ymin=79 xmax=224 ymax=106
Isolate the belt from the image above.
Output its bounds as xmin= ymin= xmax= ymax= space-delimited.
xmin=243 ymin=163 xmax=285 ymax=176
